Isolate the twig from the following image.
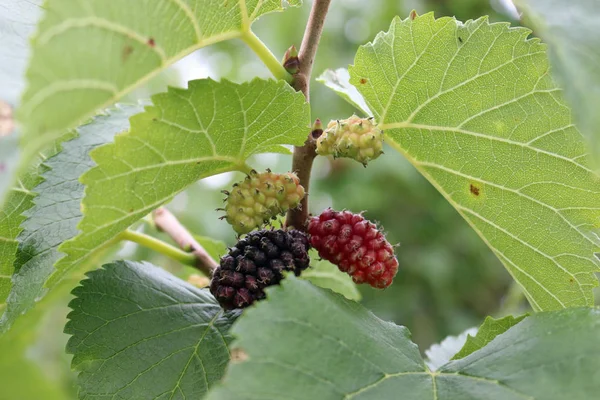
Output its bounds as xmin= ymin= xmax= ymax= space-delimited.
xmin=285 ymin=0 xmax=332 ymax=231
xmin=152 ymin=207 xmax=219 ymax=276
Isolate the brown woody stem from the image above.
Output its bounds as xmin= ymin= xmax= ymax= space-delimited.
xmin=285 ymin=0 xmax=332 ymax=231
xmin=152 ymin=207 xmax=218 ymax=276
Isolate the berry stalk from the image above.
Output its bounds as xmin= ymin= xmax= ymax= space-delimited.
xmin=152 ymin=207 xmax=219 ymax=275
xmin=119 ymin=229 xmax=197 ymax=267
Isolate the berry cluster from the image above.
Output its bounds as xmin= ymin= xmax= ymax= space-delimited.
xmin=308 ymin=208 xmax=398 ymax=288
xmin=210 ymin=229 xmax=310 ymax=309
xmin=316 ymin=115 xmax=384 ymax=166
xmin=221 ymin=170 xmax=305 ymax=234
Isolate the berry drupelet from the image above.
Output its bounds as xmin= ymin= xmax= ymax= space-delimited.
xmin=220 ymin=170 xmax=305 ymax=235
xmin=308 ymin=208 xmax=398 ymax=288
xmin=210 ymin=229 xmax=310 ymax=309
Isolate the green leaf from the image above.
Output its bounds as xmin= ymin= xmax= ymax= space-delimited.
xmin=0 ymin=139 xmax=66 ymax=318
xmin=0 ymin=0 xmax=42 ymax=202
xmin=18 ymin=0 xmax=297 ymax=152
xmin=54 ymin=78 xmax=309 ymax=287
xmin=66 ymin=260 xmax=238 ymax=399
xmin=207 ymin=277 xmax=424 ymax=400
xmin=515 ymin=0 xmax=600 ymax=169
xmin=0 ymin=104 xmax=141 ymax=333
xmin=451 ymin=314 xmax=526 ymax=360
xmin=317 ymin=69 xmax=372 ymax=115
xmin=440 ymin=308 xmax=600 ymax=399
xmin=348 ymin=14 xmax=600 ymax=311
xmin=207 ymin=277 xmax=600 ymax=400
xmin=195 ymin=235 xmax=228 ymax=262
xmin=301 ymin=251 xmax=361 ymax=301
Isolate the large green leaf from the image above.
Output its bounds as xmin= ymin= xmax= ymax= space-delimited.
xmin=346 ymin=14 xmax=600 ymax=311
xmin=515 ymin=0 xmax=600 ymax=168
xmin=17 ymin=0 xmax=297 ymax=152
xmin=0 ymin=0 xmax=42 ymax=203
xmin=0 ymin=105 xmax=141 ymax=333
xmin=53 ymin=79 xmax=309 ymax=287
xmin=66 ymin=260 xmax=238 ymax=399
xmin=207 ymin=277 xmax=600 ymax=400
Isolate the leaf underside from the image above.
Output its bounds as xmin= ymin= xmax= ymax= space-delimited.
xmin=66 ymin=260 xmax=238 ymax=400
xmin=316 ymin=68 xmax=372 ymax=116
xmin=0 ymin=104 xmax=142 ymax=332
xmin=343 ymin=13 xmax=600 ymax=311
xmin=55 ymin=79 xmax=309 ymax=290
xmin=207 ymin=278 xmax=600 ymax=400
xmin=423 ymin=326 xmax=477 ymax=371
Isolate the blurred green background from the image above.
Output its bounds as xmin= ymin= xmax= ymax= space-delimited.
xmin=0 ymin=1 xmax=536 ymax=398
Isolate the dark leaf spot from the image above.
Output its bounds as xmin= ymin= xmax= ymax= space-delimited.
xmin=470 ymin=184 xmax=480 ymax=196
xmin=231 ymin=347 xmax=248 ymax=363
xmin=129 ymin=208 xmax=134 ymax=212
xmin=458 ymin=37 xmax=463 ymax=43
xmin=122 ymin=45 xmax=134 ymax=62
xmin=359 ymin=78 xmax=368 ymax=84
xmin=147 ymin=37 xmax=155 ymax=47
xmin=409 ymin=10 xmax=417 ymax=20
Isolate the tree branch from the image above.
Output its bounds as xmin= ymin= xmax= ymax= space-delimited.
xmin=152 ymin=207 xmax=219 ymax=276
xmin=286 ymin=0 xmax=332 ymax=231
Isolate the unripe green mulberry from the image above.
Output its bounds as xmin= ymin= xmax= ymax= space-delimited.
xmin=221 ymin=170 xmax=305 ymax=234
xmin=316 ymin=115 xmax=384 ymax=165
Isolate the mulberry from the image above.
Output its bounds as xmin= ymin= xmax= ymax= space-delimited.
xmin=210 ymin=229 xmax=310 ymax=309
xmin=221 ymin=170 xmax=305 ymax=234
xmin=308 ymin=208 xmax=398 ymax=288
xmin=316 ymin=115 xmax=384 ymax=166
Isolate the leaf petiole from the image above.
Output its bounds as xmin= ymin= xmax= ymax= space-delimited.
xmin=118 ymin=229 xmax=197 ymax=267
xmin=241 ymin=30 xmax=293 ymax=82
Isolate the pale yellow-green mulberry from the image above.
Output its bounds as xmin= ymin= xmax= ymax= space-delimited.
xmin=316 ymin=115 xmax=384 ymax=166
